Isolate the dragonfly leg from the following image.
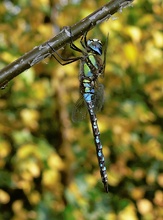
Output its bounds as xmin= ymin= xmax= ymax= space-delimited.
xmin=80 ymin=22 xmax=95 ymax=49
xmin=47 ymin=25 xmax=85 ymax=65
xmin=80 ymin=31 xmax=87 ymax=49
xmin=48 ymin=23 xmax=96 ymax=65
xmin=67 ymin=27 xmax=84 ymax=53
xmin=69 ymin=23 xmax=94 ymax=52
xmin=47 ymin=43 xmax=82 ymax=66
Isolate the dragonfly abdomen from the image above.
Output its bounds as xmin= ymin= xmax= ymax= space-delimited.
xmin=85 ymin=101 xmax=108 ymax=192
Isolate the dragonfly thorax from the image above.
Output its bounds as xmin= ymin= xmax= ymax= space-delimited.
xmin=87 ymin=39 xmax=102 ymax=56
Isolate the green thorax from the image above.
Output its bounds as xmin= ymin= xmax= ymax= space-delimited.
xmin=83 ymin=53 xmax=98 ymax=77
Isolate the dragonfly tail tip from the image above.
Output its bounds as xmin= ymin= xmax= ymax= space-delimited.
xmin=104 ymin=183 xmax=109 ymax=193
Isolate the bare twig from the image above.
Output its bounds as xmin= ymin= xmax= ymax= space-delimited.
xmin=0 ymin=0 xmax=133 ymax=88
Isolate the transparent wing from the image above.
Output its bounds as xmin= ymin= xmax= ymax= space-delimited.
xmin=72 ymin=83 xmax=104 ymax=122
xmin=71 ymin=96 xmax=87 ymax=122
xmin=94 ymin=83 xmax=104 ymax=112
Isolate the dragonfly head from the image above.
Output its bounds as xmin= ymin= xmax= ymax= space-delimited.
xmin=87 ymin=39 xmax=102 ymax=55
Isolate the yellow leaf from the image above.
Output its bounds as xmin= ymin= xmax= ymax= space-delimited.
xmin=137 ymin=199 xmax=153 ymax=215
xmin=0 ymin=189 xmax=10 ymax=204
xmin=126 ymin=26 xmax=142 ymax=43
xmin=20 ymin=109 xmax=39 ymax=129
xmin=0 ymin=141 xmax=11 ymax=158
xmin=48 ymin=153 xmax=64 ymax=170
xmin=153 ymin=31 xmax=163 ymax=48
xmin=123 ymin=43 xmax=138 ymax=65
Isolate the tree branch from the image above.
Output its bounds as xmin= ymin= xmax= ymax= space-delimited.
xmin=0 ymin=0 xmax=134 ymax=88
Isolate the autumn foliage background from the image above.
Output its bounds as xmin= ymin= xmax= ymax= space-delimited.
xmin=0 ymin=0 xmax=163 ymax=219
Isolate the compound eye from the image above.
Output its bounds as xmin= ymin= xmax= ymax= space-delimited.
xmin=87 ymin=39 xmax=102 ymax=55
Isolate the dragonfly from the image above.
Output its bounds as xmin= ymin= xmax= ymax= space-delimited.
xmin=48 ymin=28 xmax=109 ymax=193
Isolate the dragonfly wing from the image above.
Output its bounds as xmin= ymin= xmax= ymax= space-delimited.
xmin=71 ymin=96 xmax=87 ymax=122
xmin=72 ymin=84 xmax=104 ymax=122
xmin=93 ymin=83 xmax=104 ymax=113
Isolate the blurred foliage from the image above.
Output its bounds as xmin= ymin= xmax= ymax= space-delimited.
xmin=0 ymin=0 xmax=163 ymax=219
